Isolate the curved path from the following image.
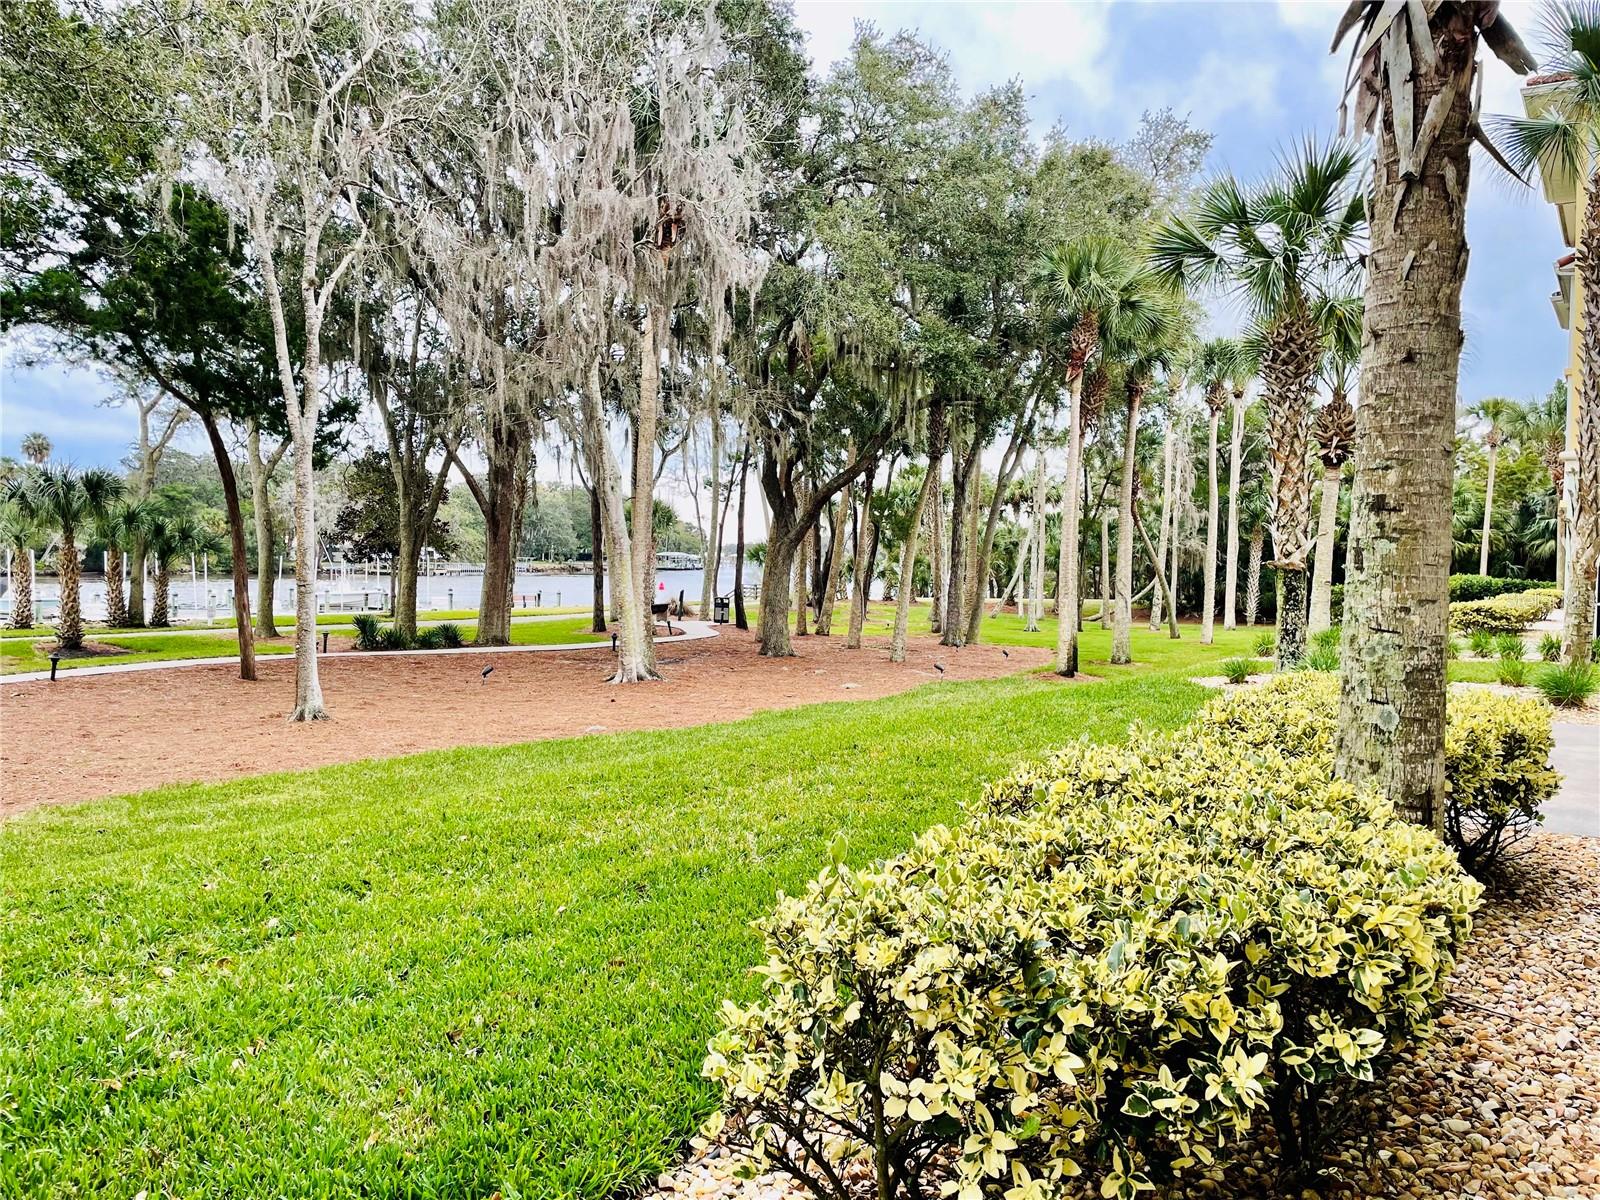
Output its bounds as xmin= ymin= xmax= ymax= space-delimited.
xmin=0 ymin=620 xmax=712 ymax=684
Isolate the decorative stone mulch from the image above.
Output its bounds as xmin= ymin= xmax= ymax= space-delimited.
xmin=651 ymin=834 xmax=1600 ymax=1200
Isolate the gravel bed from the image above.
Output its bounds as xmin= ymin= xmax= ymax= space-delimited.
xmin=651 ymin=834 xmax=1600 ymax=1199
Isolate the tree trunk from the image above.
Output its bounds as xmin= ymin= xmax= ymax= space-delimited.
xmin=151 ymin=558 xmax=170 ymax=628
xmin=1246 ymin=530 xmax=1263 ymax=626
xmin=581 ymin=360 xmax=656 ymax=682
xmin=1201 ymin=408 xmax=1221 ymax=644
xmin=632 ymin=307 xmax=663 ymax=670
xmin=127 ymin=542 xmax=147 ymax=626
xmin=1136 ymin=506 xmax=1179 ymax=640
xmin=288 ymin=413 xmax=327 ymax=718
xmin=1308 ymin=464 xmax=1341 ymax=635
xmin=816 ymin=476 xmax=850 ymax=636
xmin=1335 ymin=6 xmax=1480 ymax=830
xmin=1563 ymin=170 xmax=1600 ymax=665
xmin=56 ymin=531 xmax=83 ymax=648
xmin=734 ymin=441 xmax=750 ymax=631
xmin=699 ymin=410 xmax=722 ymax=618
xmin=472 ymin=412 xmax=530 ymax=646
xmin=1057 ymin=373 xmax=1085 ymax=674
xmin=1479 ymin=440 xmax=1497 ymax=575
xmin=246 ymin=426 xmax=281 ymax=639
xmin=929 ymin=451 xmax=945 ymax=634
xmin=1224 ymin=395 xmax=1244 ymax=630
xmin=199 ymin=409 xmax=257 ymax=680
xmin=1112 ymin=389 xmax=1141 ymax=664
xmin=7 ymin=547 xmax=33 ymax=629
xmin=1152 ymin=422 xmax=1175 ymax=630
xmin=588 ymin=484 xmax=606 ymax=633
xmin=1100 ymin=509 xmax=1112 ymax=629
xmin=1029 ymin=450 xmax=1046 ymax=633
xmin=892 ymin=405 xmax=946 ymax=661
xmin=793 ymin=480 xmax=811 ymax=639
xmin=942 ymin=440 xmax=978 ymax=647
xmin=104 ymin=548 xmax=126 ymax=628
xmin=846 ymin=462 xmax=879 ymax=649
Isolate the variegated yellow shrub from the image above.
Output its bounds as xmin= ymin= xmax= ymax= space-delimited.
xmin=1449 ymin=589 xmax=1562 ymax=634
xmin=705 ymin=732 xmax=1481 ymax=1200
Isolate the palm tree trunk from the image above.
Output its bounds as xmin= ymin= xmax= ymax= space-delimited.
xmin=928 ymin=452 xmax=945 ymax=633
xmin=1112 ymin=390 xmax=1141 ymax=664
xmin=733 ymin=440 xmax=750 ymax=632
xmin=7 ymin=546 xmax=33 ymax=629
xmin=1202 ymin=409 xmax=1221 ymax=644
xmin=152 ymin=560 xmax=171 ymax=628
xmin=126 ymin=541 xmax=146 ymax=627
xmin=1224 ymin=397 xmax=1244 ymax=629
xmin=1562 ymin=171 xmax=1600 ymax=665
xmin=1057 ymin=373 xmax=1085 ymax=674
xmin=1309 ymin=465 xmax=1341 ymax=635
xmin=1152 ymin=423 xmax=1175 ymax=630
xmin=56 ymin=531 xmax=83 ymax=649
xmin=1246 ymin=529 xmax=1263 ymax=626
xmin=104 ymin=548 xmax=127 ymax=628
xmin=1479 ymin=441 xmax=1498 ymax=575
xmin=1027 ymin=446 xmax=1045 ymax=633
xmin=1336 ymin=7 xmax=1480 ymax=831
xmin=1100 ymin=509 xmax=1112 ymax=629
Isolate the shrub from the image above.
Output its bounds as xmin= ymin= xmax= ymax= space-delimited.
xmin=1220 ymin=657 xmax=1254 ymax=684
xmin=351 ymin=614 xmax=383 ymax=651
xmin=1538 ymin=660 xmax=1599 ymax=709
xmin=1303 ymin=644 xmax=1339 ymax=672
xmin=1538 ymin=632 xmax=1563 ymax=662
xmin=433 ymin=622 xmax=464 ymax=649
xmin=1468 ymin=629 xmax=1495 ymax=659
xmin=375 ymin=625 xmax=413 ymax=652
xmin=1450 ymin=591 xmax=1561 ymax=635
xmin=414 ymin=627 xmax=445 ymax=650
xmin=1448 ymin=575 xmax=1557 ymax=603
xmin=708 ymin=735 xmax=1481 ymax=1200
xmin=1253 ymin=631 xmax=1276 ymax=657
xmin=1495 ymin=633 xmax=1525 ymax=661
xmin=1496 ymin=657 xmax=1529 ymax=687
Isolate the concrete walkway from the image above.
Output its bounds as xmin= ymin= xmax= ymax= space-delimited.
xmin=0 ymin=621 xmax=719 ymax=685
xmin=1547 ymin=721 xmax=1599 ymax=837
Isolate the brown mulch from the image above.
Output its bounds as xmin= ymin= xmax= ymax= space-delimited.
xmin=0 ymin=631 xmax=1049 ymax=815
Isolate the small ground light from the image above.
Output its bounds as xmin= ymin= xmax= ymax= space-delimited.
xmin=49 ymin=652 xmax=60 ymax=681
xmin=322 ymin=630 xmax=330 ymax=653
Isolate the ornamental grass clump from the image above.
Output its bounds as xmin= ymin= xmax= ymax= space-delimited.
xmin=707 ymin=733 xmax=1481 ymax=1200
xmin=1537 ymin=660 xmax=1599 ymax=709
xmin=1220 ymin=657 xmax=1255 ymax=685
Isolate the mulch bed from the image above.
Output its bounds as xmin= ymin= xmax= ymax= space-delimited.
xmin=652 ymin=835 xmax=1600 ymax=1200
xmin=0 ymin=631 xmax=1049 ymax=815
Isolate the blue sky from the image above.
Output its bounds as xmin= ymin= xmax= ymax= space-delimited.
xmin=0 ymin=0 xmax=1570 ymax=471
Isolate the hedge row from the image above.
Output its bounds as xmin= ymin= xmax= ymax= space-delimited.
xmin=1449 ymin=589 xmax=1562 ymax=634
xmin=1448 ymin=575 xmax=1557 ymax=603
xmin=704 ymin=682 xmax=1530 ymax=1199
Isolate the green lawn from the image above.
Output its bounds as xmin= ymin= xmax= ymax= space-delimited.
xmin=1 ymin=624 xmax=1255 ymax=1199
xmin=0 ymin=633 xmax=298 ymax=675
xmin=0 ymin=606 xmax=589 ymax=639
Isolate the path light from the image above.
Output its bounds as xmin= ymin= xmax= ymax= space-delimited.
xmin=321 ymin=631 xmax=329 ymax=654
xmin=48 ymin=652 xmax=60 ymax=682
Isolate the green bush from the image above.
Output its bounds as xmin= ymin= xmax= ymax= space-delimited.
xmin=1448 ymin=575 xmax=1556 ymax=603
xmin=1195 ymin=674 xmax=1555 ymax=877
xmin=1496 ymin=657 xmax=1529 ymax=687
xmin=708 ymin=733 xmax=1480 ymax=1200
xmin=1538 ymin=632 xmax=1563 ymax=662
xmin=433 ymin=622 xmax=465 ymax=649
xmin=1253 ymin=631 xmax=1276 ymax=657
xmin=1220 ymin=657 xmax=1254 ymax=684
xmin=1303 ymin=644 xmax=1339 ymax=672
xmin=1468 ymin=629 xmax=1495 ymax=659
xmin=1495 ymin=633 xmax=1525 ymax=661
xmin=375 ymin=625 xmax=413 ymax=652
xmin=1538 ymin=660 xmax=1599 ymax=709
xmin=351 ymin=613 xmax=382 ymax=651
xmin=414 ymin=627 xmax=446 ymax=650
xmin=1450 ymin=591 xmax=1561 ymax=635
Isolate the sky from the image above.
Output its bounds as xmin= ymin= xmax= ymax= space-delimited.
xmin=0 ymin=0 xmax=1571 ymax=498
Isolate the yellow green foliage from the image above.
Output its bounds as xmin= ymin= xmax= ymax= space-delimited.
xmin=1449 ymin=590 xmax=1562 ymax=634
xmin=706 ymin=724 xmax=1481 ymax=1200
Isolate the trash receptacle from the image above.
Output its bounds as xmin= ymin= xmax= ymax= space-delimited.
xmin=714 ymin=595 xmax=730 ymax=624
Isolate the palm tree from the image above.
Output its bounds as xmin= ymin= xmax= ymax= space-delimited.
xmin=6 ymin=467 xmax=123 ymax=649
xmin=1 ymin=500 xmax=37 ymax=630
xmin=1466 ymin=397 xmax=1522 ymax=575
xmin=1036 ymin=237 xmax=1160 ymax=677
xmin=1222 ymin=355 xmax=1258 ymax=630
xmin=1512 ymin=384 xmax=1571 ymax=587
xmin=1308 ymin=293 xmax=1362 ymax=635
xmin=1195 ymin=338 xmax=1242 ymax=643
xmin=1238 ymin=482 xmax=1270 ymax=626
xmin=20 ymin=432 xmax=51 ymax=465
xmin=1150 ymin=139 xmax=1365 ymax=668
xmin=1491 ymin=1 xmax=1598 ymax=659
xmin=144 ymin=509 xmax=222 ymax=628
xmin=93 ymin=501 xmax=147 ymax=629
xmin=1332 ymin=3 xmax=1536 ymax=830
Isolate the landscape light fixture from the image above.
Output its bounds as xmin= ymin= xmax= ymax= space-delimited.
xmin=48 ymin=652 xmax=60 ymax=682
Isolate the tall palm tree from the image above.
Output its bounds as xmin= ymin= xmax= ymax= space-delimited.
xmin=1491 ymin=0 xmax=1599 ymax=660
xmin=1222 ymin=354 xmax=1258 ymax=630
xmin=1036 ymin=236 xmax=1161 ymax=676
xmin=1150 ymin=139 xmax=1365 ymax=667
xmin=1308 ymin=293 xmax=1362 ymax=635
xmin=1238 ymin=482 xmax=1271 ymax=627
xmin=1512 ymin=384 xmax=1571 ymax=587
xmin=1 ymin=499 xmax=37 ymax=630
xmin=7 ymin=467 xmax=123 ymax=649
xmin=1194 ymin=337 xmax=1242 ymax=644
xmin=1107 ymin=291 xmax=1190 ymax=665
xmin=144 ymin=509 xmax=222 ymax=628
xmin=1466 ymin=396 xmax=1522 ymax=575
xmin=20 ymin=432 xmax=51 ymax=465
xmin=1332 ymin=2 xmax=1536 ymax=830
xmin=93 ymin=501 xmax=147 ymax=629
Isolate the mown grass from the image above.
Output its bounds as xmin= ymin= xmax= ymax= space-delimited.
xmin=1 ymin=624 xmax=1250 ymax=1199
xmin=0 ymin=606 xmax=588 ymax=639
xmin=0 ymin=633 xmax=298 ymax=675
